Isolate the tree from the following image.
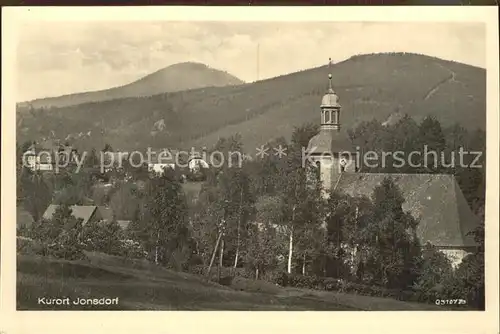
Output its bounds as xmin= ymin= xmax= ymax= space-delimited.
xmin=278 ymin=125 xmax=325 ymax=274
xmin=52 ymin=169 xmax=95 ymax=206
xmin=291 ymin=123 xmax=319 ymax=149
xmin=102 ymin=143 xmax=114 ymax=152
xmin=54 ymin=186 xmax=87 ymax=206
xmin=28 ymin=204 xmax=85 ymax=260
xmin=82 ymin=220 xmax=123 ymax=255
xmin=349 ymin=119 xmax=387 ymax=172
xmin=85 ymin=148 xmax=100 ymax=167
xmin=19 ymin=169 xmax=53 ymax=222
xmin=215 ymin=165 xmax=255 ymax=272
xmin=357 ymin=177 xmax=421 ymax=289
xmin=418 ymin=116 xmax=446 ymax=172
xmin=386 ymin=115 xmax=422 ymax=173
xmin=108 ymin=182 xmax=140 ymax=220
xmin=190 ymin=135 xmax=256 ymax=277
xmin=189 ymin=186 xmax=221 ymax=268
xmin=245 ymin=221 xmax=280 ymax=279
xmin=325 ymin=192 xmax=372 ymax=279
xmin=414 ymin=243 xmax=453 ymax=300
xmin=245 ymin=195 xmax=286 ymax=278
xmin=293 ymin=172 xmax=325 ymax=276
xmin=443 ymin=220 xmax=485 ymax=309
xmin=138 ymin=170 xmax=190 ymax=267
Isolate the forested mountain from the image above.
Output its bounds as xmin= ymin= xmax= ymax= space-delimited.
xmin=17 ymin=53 xmax=486 ymax=153
xmin=18 ymin=62 xmax=244 ymax=109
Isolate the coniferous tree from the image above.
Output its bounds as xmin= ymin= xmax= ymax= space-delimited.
xmin=86 ymin=147 xmax=99 ymax=167
xmin=418 ymin=116 xmax=446 ymax=172
xmin=20 ymin=169 xmax=53 ymax=222
xmin=360 ymin=177 xmax=421 ymax=289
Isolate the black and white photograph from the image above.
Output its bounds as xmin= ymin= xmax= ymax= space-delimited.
xmin=7 ymin=7 xmax=497 ymax=316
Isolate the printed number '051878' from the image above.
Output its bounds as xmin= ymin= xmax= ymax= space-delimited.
xmin=435 ymin=299 xmax=467 ymax=306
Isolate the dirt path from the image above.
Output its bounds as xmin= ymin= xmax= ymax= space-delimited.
xmin=423 ymin=63 xmax=458 ymax=101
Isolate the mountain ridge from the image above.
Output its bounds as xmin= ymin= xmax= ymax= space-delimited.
xmin=19 ymin=62 xmax=245 ymax=109
xmin=17 ymin=53 xmax=486 ymax=153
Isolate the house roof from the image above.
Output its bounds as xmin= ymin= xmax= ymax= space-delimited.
xmin=320 ymin=88 xmax=341 ymax=108
xmin=42 ymin=205 xmax=97 ymax=226
xmin=335 ymin=173 xmax=480 ymax=248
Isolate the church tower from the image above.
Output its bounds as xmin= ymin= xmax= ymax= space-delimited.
xmin=321 ymin=73 xmax=341 ymax=131
xmin=306 ymin=60 xmax=358 ymax=195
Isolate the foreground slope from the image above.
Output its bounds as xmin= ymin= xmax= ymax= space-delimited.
xmin=17 ymin=53 xmax=486 ymax=152
xmin=18 ymin=253 xmax=443 ymax=310
xmin=20 ymin=62 xmax=244 ymax=109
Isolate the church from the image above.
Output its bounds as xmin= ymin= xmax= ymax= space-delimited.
xmin=305 ymin=71 xmax=480 ymax=267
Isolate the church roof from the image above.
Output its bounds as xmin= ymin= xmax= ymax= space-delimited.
xmin=320 ymin=88 xmax=341 ymax=108
xmin=307 ymin=130 xmax=356 ymax=154
xmin=334 ymin=173 xmax=479 ymax=248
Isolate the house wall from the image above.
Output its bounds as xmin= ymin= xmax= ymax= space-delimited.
xmin=38 ymin=164 xmax=53 ymax=171
xmin=149 ymin=163 xmax=175 ymax=175
xmin=188 ymin=158 xmax=209 ymax=171
xmin=439 ymin=248 xmax=470 ymax=268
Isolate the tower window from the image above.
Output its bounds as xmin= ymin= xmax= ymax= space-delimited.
xmin=340 ymin=157 xmax=347 ymax=173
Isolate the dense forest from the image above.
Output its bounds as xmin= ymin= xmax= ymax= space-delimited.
xmin=17 ymin=53 xmax=486 ymax=153
xmin=17 ymin=114 xmax=486 ymax=309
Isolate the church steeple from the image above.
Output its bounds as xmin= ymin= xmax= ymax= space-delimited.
xmin=320 ymin=58 xmax=341 ymax=131
xmin=305 ymin=58 xmax=358 ymax=196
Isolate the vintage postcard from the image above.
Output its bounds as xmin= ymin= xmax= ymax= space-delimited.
xmin=1 ymin=5 xmax=499 ymax=334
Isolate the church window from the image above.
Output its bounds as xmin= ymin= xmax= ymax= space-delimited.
xmin=333 ymin=110 xmax=338 ymax=124
xmin=340 ymin=157 xmax=347 ymax=172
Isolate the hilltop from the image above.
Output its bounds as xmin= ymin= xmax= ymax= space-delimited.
xmin=19 ymin=62 xmax=244 ymax=109
xmin=17 ymin=53 xmax=486 ymax=152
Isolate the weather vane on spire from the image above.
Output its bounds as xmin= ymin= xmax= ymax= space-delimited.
xmin=328 ymin=58 xmax=333 ymax=91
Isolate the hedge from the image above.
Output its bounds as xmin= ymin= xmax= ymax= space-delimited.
xmin=269 ymin=271 xmax=447 ymax=304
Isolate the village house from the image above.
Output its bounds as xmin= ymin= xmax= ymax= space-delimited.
xmin=188 ymin=152 xmax=209 ymax=173
xmin=147 ymin=149 xmax=177 ymax=175
xmin=23 ymin=140 xmax=79 ymax=172
xmin=42 ymin=205 xmax=114 ymax=226
xmin=305 ymin=72 xmax=480 ymax=267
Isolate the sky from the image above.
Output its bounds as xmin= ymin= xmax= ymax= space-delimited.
xmin=16 ymin=21 xmax=486 ymax=101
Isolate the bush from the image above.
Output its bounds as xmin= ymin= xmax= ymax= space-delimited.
xmin=17 ymin=235 xmax=86 ymax=261
xmin=271 ymin=272 xmax=421 ymax=301
xmin=17 ymin=237 xmax=44 ymax=255
xmin=46 ymin=242 xmax=86 ymax=261
xmin=269 ymin=270 xmax=288 ymax=286
xmin=186 ymin=265 xmax=255 ymax=281
xmin=271 ymin=272 xmax=340 ymax=291
xmin=118 ymin=239 xmax=147 ymax=259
